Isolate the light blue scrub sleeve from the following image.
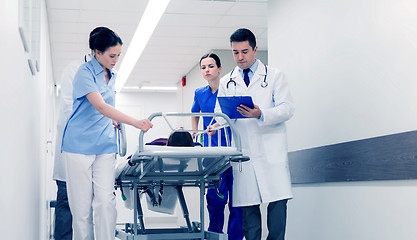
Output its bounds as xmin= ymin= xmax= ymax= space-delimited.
xmin=73 ymin=66 xmax=99 ymax=100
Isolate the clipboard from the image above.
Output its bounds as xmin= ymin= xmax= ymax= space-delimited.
xmin=218 ymin=96 xmax=254 ymax=119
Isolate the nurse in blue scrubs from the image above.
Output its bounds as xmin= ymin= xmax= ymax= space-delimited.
xmin=191 ymin=53 xmax=243 ymax=240
xmin=61 ymin=28 xmax=153 ymax=240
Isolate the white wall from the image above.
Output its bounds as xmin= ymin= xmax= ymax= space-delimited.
xmin=0 ymin=0 xmax=54 ymax=239
xmin=269 ymin=0 xmax=417 ymax=239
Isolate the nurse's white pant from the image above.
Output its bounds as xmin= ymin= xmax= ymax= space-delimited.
xmin=64 ymin=152 xmax=117 ymax=240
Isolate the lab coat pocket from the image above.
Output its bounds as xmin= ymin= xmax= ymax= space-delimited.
xmin=260 ymin=130 xmax=287 ymax=165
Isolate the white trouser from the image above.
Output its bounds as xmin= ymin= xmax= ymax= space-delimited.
xmin=64 ymin=152 xmax=117 ymax=240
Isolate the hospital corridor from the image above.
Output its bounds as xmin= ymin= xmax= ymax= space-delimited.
xmin=3 ymin=0 xmax=417 ymax=239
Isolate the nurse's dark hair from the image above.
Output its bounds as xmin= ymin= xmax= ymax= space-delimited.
xmin=230 ymin=28 xmax=256 ymax=50
xmin=89 ymin=27 xmax=110 ymax=50
xmin=200 ymin=53 xmax=221 ymax=68
xmin=92 ymin=28 xmax=123 ymax=52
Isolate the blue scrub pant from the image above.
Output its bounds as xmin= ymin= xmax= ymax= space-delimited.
xmin=242 ymin=199 xmax=288 ymax=240
xmin=54 ymin=180 xmax=73 ymax=240
xmin=206 ymin=167 xmax=244 ymax=240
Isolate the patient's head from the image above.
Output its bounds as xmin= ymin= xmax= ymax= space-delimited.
xmin=167 ymin=130 xmax=194 ymax=147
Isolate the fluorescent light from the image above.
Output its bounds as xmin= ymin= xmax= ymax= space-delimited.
xmin=115 ymin=0 xmax=171 ymax=92
xmin=141 ymin=86 xmax=178 ymax=91
xmin=122 ymin=86 xmax=140 ymax=90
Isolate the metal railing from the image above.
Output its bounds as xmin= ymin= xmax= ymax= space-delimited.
xmin=137 ymin=112 xmax=242 ymax=152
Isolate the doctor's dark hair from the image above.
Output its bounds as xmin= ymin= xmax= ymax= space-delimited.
xmin=89 ymin=27 xmax=110 ymax=50
xmin=230 ymin=28 xmax=257 ymax=50
xmin=200 ymin=53 xmax=221 ymax=68
xmin=93 ymin=28 xmax=123 ymax=52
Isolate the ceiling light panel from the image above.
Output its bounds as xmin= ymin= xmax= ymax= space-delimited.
xmin=115 ymin=0 xmax=171 ymax=92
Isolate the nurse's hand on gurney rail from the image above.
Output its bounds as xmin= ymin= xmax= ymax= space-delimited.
xmin=132 ymin=119 xmax=153 ymax=132
xmin=86 ymin=92 xmax=153 ymax=132
xmin=113 ymin=120 xmax=120 ymax=129
xmin=207 ymin=123 xmax=220 ymax=136
xmin=237 ymin=103 xmax=261 ymax=119
xmin=113 ymin=119 xmax=153 ymax=132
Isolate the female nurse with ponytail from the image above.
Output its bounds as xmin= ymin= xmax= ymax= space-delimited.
xmin=62 ymin=27 xmax=153 ymax=240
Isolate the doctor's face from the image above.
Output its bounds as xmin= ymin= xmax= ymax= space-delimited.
xmin=95 ymin=43 xmax=122 ymax=70
xmin=200 ymin=57 xmax=221 ymax=82
xmin=231 ymin=40 xmax=257 ymax=70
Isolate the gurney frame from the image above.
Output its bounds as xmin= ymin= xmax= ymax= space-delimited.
xmin=115 ymin=112 xmax=248 ymax=240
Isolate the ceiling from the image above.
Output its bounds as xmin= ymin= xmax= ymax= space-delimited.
xmin=46 ymin=0 xmax=267 ymax=92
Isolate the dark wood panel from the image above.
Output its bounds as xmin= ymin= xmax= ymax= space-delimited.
xmin=289 ymin=130 xmax=417 ymax=184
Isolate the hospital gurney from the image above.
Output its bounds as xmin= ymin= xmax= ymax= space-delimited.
xmin=114 ymin=112 xmax=249 ymax=240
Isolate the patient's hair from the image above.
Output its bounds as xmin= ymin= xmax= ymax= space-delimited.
xmin=167 ymin=130 xmax=194 ymax=147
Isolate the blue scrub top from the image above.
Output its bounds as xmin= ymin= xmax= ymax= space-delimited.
xmin=191 ymin=85 xmax=231 ymax=147
xmin=62 ymin=56 xmax=118 ymax=155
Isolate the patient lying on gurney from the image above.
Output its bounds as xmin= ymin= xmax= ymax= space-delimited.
xmin=115 ymin=130 xmax=197 ymax=214
xmin=167 ymin=129 xmax=195 ymax=147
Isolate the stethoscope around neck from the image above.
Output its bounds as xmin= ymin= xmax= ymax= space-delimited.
xmin=226 ymin=64 xmax=268 ymax=89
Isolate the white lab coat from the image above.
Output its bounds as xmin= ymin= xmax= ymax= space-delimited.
xmin=215 ymin=59 xmax=294 ymax=207
xmin=53 ymin=55 xmax=91 ymax=181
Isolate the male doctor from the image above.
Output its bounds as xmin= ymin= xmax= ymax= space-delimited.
xmin=210 ymin=28 xmax=294 ymax=240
